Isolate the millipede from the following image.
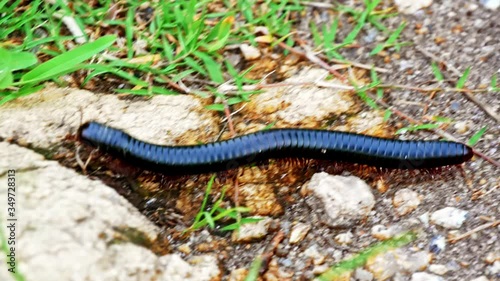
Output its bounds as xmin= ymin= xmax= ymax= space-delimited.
xmin=77 ymin=121 xmax=474 ymax=175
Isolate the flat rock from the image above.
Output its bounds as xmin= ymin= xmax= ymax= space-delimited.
xmin=430 ymin=207 xmax=469 ymax=229
xmin=0 ymin=87 xmax=218 ymax=148
xmin=0 ymin=142 xmax=220 ymax=281
xmin=304 ymin=172 xmax=375 ymax=227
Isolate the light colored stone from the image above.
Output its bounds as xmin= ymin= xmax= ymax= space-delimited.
xmin=240 ymin=43 xmax=261 ymax=60
xmin=486 ymin=260 xmax=500 ymax=275
xmin=430 ymin=207 xmax=469 ymax=229
xmin=394 ymin=0 xmax=433 ymax=14
xmin=303 ymin=244 xmax=326 ymax=265
xmin=411 ymin=272 xmax=443 ymax=281
xmin=231 ymin=217 xmax=272 ymax=242
xmin=289 ymin=222 xmax=311 ymax=244
xmin=354 ymin=268 xmax=374 ymax=281
xmin=305 ymin=173 xmax=375 ymax=227
xmin=366 ymin=249 xmax=431 ymax=280
xmin=428 ymin=264 xmax=449 ymax=275
xmin=480 ymin=0 xmax=500 ymax=10
xmin=0 ymin=142 xmax=220 ymax=281
xmin=335 ymin=231 xmax=353 ymax=245
xmin=0 ymin=87 xmax=218 ymax=148
xmin=393 ymin=189 xmax=421 ymax=216
xmin=243 ymin=68 xmax=355 ymax=125
xmin=371 ymin=224 xmax=406 ymax=240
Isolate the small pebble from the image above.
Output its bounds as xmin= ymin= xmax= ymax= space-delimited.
xmin=393 ymin=189 xmax=421 ymax=216
xmin=354 ymin=268 xmax=374 ymax=281
xmin=303 ymin=244 xmax=326 ymax=265
xmin=480 ymin=0 xmax=500 ymax=10
xmin=231 ymin=217 xmax=272 ymax=242
xmin=240 ymin=43 xmax=261 ymax=60
xmin=428 ymin=264 xmax=449 ymax=275
xmin=335 ymin=231 xmax=353 ymax=245
xmin=411 ymin=272 xmax=443 ymax=281
xmin=430 ymin=207 xmax=469 ymax=229
xmin=470 ymin=276 xmax=490 ymax=281
xmin=394 ymin=0 xmax=433 ymax=14
xmin=289 ymin=222 xmax=311 ymax=244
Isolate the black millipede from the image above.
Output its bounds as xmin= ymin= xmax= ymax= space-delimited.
xmin=78 ymin=121 xmax=473 ymax=175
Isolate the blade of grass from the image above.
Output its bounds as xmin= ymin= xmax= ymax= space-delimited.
xmin=456 ymin=67 xmax=471 ymax=89
xmin=20 ymin=35 xmax=117 ymax=85
xmin=431 ymin=62 xmax=444 ymax=82
xmin=370 ymin=22 xmax=406 ymax=55
xmin=467 ymin=126 xmax=487 ymax=146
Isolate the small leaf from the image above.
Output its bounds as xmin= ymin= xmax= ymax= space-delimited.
xmin=21 ymin=35 xmax=117 ymax=85
xmin=456 ymin=67 xmax=471 ymax=89
xmin=395 ymin=123 xmax=440 ymax=134
xmin=205 ymin=104 xmax=225 ymax=111
xmin=431 ymin=62 xmax=444 ymax=82
xmin=195 ymin=51 xmax=224 ymax=83
xmin=491 ymin=74 xmax=498 ymax=90
xmin=467 ymin=126 xmax=487 ymax=146
xmin=383 ymin=109 xmax=392 ymax=122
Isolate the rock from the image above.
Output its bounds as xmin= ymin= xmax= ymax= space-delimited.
xmin=366 ymin=249 xmax=431 ymax=280
xmin=228 ymin=268 xmax=248 ymax=281
xmin=428 ymin=264 xmax=449 ymax=275
xmin=231 ymin=217 xmax=272 ymax=242
xmin=303 ymin=244 xmax=326 ymax=265
xmin=354 ymin=268 xmax=374 ymax=281
xmin=305 ymin=173 xmax=375 ymax=227
xmin=480 ymin=0 xmax=500 ymax=10
xmin=289 ymin=222 xmax=311 ymax=244
xmin=430 ymin=207 xmax=469 ymax=229
xmin=394 ymin=0 xmax=433 ymax=14
xmin=335 ymin=231 xmax=353 ymax=245
xmin=411 ymin=272 xmax=443 ymax=281
xmin=485 ymin=251 xmax=499 ymax=264
xmin=240 ymin=43 xmax=261 ymax=60
xmin=243 ymin=68 xmax=355 ymax=126
xmin=418 ymin=212 xmax=430 ymax=227
xmin=0 ymin=142 xmax=220 ymax=281
xmin=393 ymin=189 xmax=422 ymax=216
xmin=371 ymin=224 xmax=406 ymax=240
xmin=0 ymin=87 xmax=218 ymax=148
xmin=486 ymin=260 xmax=500 ymax=275
xmin=159 ymin=254 xmax=220 ymax=281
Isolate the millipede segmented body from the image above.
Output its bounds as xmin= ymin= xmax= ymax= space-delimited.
xmin=78 ymin=121 xmax=473 ymax=175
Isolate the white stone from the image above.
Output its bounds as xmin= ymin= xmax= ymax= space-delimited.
xmin=240 ymin=43 xmax=261 ymax=60
xmin=0 ymin=143 xmax=220 ymax=281
xmin=305 ymin=173 xmax=375 ymax=227
xmin=232 ymin=217 xmax=272 ymax=242
xmin=428 ymin=264 xmax=449 ymax=275
xmin=366 ymin=249 xmax=431 ymax=280
xmin=354 ymin=268 xmax=374 ymax=281
xmin=411 ymin=272 xmax=443 ymax=281
xmin=393 ymin=189 xmax=421 ymax=216
xmin=289 ymin=222 xmax=311 ymax=244
xmin=335 ymin=231 xmax=353 ymax=245
xmin=470 ymin=276 xmax=489 ymax=281
xmin=480 ymin=0 xmax=500 ymax=10
xmin=394 ymin=0 xmax=433 ymax=14
xmin=430 ymin=207 xmax=469 ymax=229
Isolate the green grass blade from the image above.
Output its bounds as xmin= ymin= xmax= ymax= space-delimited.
xmin=370 ymin=22 xmax=406 ymax=55
xmin=20 ymin=35 xmax=117 ymax=85
xmin=467 ymin=126 xmax=487 ymax=146
xmin=456 ymin=67 xmax=471 ymax=89
xmin=431 ymin=62 xmax=444 ymax=82
xmin=317 ymin=231 xmax=416 ymax=281
xmin=490 ymin=74 xmax=498 ymax=90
